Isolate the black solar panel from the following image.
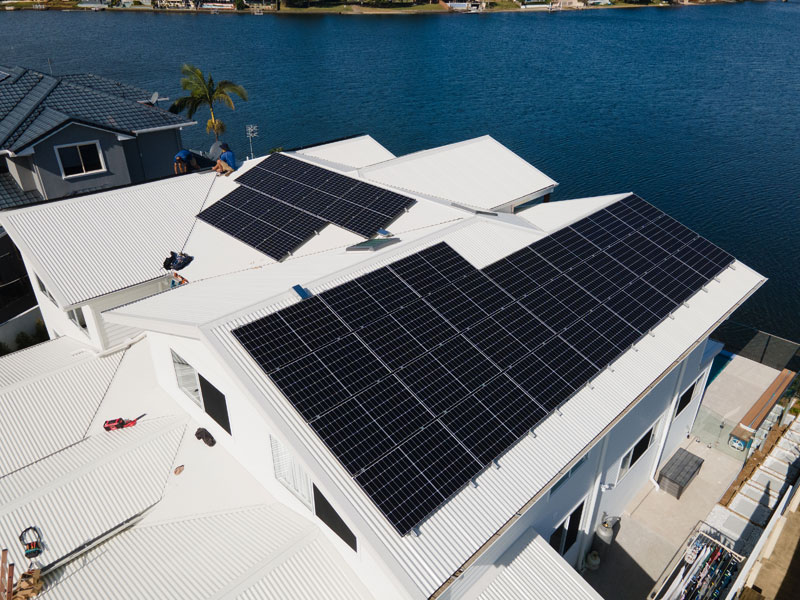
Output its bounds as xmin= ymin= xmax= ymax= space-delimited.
xmin=232 ymin=194 xmax=735 ymax=534
xmin=198 ymin=153 xmax=415 ymax=260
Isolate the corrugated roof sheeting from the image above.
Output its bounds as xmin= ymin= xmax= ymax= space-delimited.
xmin=295 ymin=134 xmax=396 ymax=170
xmin=209 ymin=259 xmax=764 ymax=597
xmin=476 ymin=529 xmax=602 ymax=600
xmin=0 ymin=419 xmax=183 ymax=570
xmin=43 ymin=504 xmax=373 ymax=600
xmin=0 ymin=336 xmax=92 ymax=388
xmin=0 ymin=173 xmax=215 ymax=305
xmin=359 ymin=135 xmax=557 ymax=211
xmin=0 ymin=349 xmax=122 ymax=476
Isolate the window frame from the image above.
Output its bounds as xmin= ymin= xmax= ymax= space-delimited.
xmin=616 ymin=422 xmax=659 ymax=484
xmin=171 ymin=350 xmax=202 ymax=407
xmin=549 ymin=498 xmax=586 ymax=557
xmin=54 ymin=140 xmax=107 ymax=179
xmin=674 ymin=379 xmax=699 ymax=420
xmin=67 ymin=306 xmax=88 ymax=333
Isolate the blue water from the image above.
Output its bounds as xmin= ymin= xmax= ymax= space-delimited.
xmin=2 ymin=4 xmax=799 ymax=340
xmin=707 ymin=351 xmax=733 ymax=385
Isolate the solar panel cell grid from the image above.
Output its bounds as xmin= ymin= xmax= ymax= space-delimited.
xmin=232 ymin=194 xmax=736 ymax=535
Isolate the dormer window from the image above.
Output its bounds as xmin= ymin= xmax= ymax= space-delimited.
xmin=55 ymin=141 xmax=106 ymax=178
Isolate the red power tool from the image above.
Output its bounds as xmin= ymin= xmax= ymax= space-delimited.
xmin=103 ymin=414 xmax=146 ymax=431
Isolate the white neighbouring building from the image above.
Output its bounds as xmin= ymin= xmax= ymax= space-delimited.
xmin=0 ymin=134 xmax=764 ymax=599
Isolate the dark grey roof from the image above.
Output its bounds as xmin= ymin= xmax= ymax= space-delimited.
xmin=0 ymin=65 xmax=193 ymax=152
xmin=0 ymin=172 xmax=42 ymax=210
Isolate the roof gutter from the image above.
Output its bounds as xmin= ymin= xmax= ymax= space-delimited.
xmin=131 ymin=121 xmax=197 ymax=134
xmin=429 ymin=272 xmax=767 ymax=599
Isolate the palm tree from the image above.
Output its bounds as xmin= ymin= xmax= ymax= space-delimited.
xmin=169 ymin=64 xmax=248 ymax=141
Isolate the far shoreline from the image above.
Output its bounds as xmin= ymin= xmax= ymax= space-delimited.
xmin=1 ymin=0 xmax=758 ymax=15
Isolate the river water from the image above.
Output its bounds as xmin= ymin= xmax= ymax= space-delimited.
xmin=2 ymin=3 xmax=799 ymax=340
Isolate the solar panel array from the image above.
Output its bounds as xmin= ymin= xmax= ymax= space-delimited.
xmin=197 ymin=153 xmax=415 ymax=260
xmin=233 ymin=194 xmax=734 ymax=535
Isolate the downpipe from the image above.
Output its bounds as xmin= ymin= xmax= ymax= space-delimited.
xmin=577 ymin=434 xmax=610 ymax=570
xmin=648 ymin=358 xmax=690 ymax=490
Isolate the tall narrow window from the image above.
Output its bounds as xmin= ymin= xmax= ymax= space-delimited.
xmin=270 ymin=436 xmax=313 ymax=509
xmin=172 ymin=350 xmax=201 ymax=406
xmin=313 ymin=485 xmax=357 ymax=551
xmin=617 ymin=425 xmax=656 ymax=482
xmin=55 ymin=142 xmax=105 ymax=178
xmin=170 ymin=350 xmax=232 ymax=434
xmin=549 ymin=501 xmax=584 ymax=556
xmin=675 ymin=381 xmax=697 ymax=418
xmin=67 ymin=306 xmax=87 ymax=332
xmin=36 ymin=275 xmax=55 ymax=304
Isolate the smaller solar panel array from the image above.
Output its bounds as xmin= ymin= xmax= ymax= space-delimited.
xmin=197 ymin=153 xmax=415 ymax=261
xmin=233 ymin=194 xmax=734 ymax=535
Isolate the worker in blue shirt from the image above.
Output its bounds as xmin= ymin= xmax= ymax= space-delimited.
xmin=213 ymin=143 xmax=236 ymax=177
xmin=173 ymin=149 xmax=198 ymax=174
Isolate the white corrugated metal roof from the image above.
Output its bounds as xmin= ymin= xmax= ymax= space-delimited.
xmin=295 ymin=134 xmax=396 ymax=169
xmin=0 ymin=336 xmax=92 ymax=388
xmin=0 ymin=348 xmax=123 ymax=476
xmin=0 ymin=417 xmax=184 ymax=569
xmin=207 ymin=253 xmax=764 ymax=597
xmin=0 ymin=173 xmax=216 ymax=306
xmin=475 ymin=528 xmax=602 ymax=600
xmin=360 ymin=136 xmax=557 ymax=212
xmin=43 ymin=504 xmax=373 ymax=600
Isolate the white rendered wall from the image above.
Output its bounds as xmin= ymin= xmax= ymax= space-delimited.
xmin=144 ymin=331 xmax=407 ymax=600
xmin=445 ymin=339 xmax=713 ymax=599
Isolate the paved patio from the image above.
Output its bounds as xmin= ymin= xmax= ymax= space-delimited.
xmin=582 ymin=439 xmax=743 ymax=599
xmin=581 ymin=355 xmax=778 ymax=599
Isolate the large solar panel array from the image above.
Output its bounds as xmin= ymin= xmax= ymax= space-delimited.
xmin=233 ymin=195 xmax=734 ymax=534
xmin=197 ymin=153 xmax=415 ymax=261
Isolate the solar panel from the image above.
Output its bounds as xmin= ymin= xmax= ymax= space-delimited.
xmin=232 ymin=193 xmax=735 ymax=535
xmin=198 ymin=153 xmax=415 ymax=260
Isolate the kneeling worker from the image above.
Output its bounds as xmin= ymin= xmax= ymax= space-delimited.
xmin=212 ymin=143 xmax=236 ymax=177
xmin=174 ymin=149 xmax=199 ymax=174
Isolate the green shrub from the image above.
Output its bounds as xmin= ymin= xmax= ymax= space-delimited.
xmin=15 ymin=331 xmax=33 ymax=350
xmin=0 ymin=341 xmax=11 ymax=357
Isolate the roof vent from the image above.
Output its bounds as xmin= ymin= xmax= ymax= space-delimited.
xmin=292 ymin=284 xmax=313 ymax=300
xmin=346 ymin=238 xmax=401 ymax=252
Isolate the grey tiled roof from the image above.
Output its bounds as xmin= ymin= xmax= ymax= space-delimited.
xmin=0 ymin=65 xmax=193 ymax=152
xmin=0 ymin=172 xmax=42 ymax=210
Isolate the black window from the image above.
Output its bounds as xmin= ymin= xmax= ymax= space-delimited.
xmin=57 ymin=143 xmax=103 ymax=177
xmin=313 ymin=485 xmax=357 ymax=551
xmin=675 ymin=382 xmax=696 ymax=418
xmin=630 ymin=428 xmax=653 ymax=465
xmin=198 ymin=374 xmax=232 ymax=434
xmin=549 ymin=501 xmax=584 ymax=556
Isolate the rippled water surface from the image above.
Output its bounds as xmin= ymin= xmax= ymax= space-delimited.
xmin=2 ymin=4 xmax=799 ymax=340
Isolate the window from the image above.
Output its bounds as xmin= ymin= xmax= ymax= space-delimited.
xmin=55 ymin=141 xmax=105 ymax=178
xmin=270 ymin=435 xmax=313 ymax=509
xmin=550 ymin=454 xmax=588 ymax=496
xmin=172 ymin=350 xmax=201 ymax=406
xmin=67 ymin=306 xmax=87 ymax=331
xmin=549 ymin=501 xmax=584 ymax=556
xmin=36 ymin=275 xmax=56 ymax=304
xmin=675 ymin=381 xmax=697 ymax=418
xmin=313 ymin=485 xmax=357 ymax=551
xmin=170 ymin=350 xmax=232 ymax=434
xmin=617 ymin=425 xmax=657 ymax=482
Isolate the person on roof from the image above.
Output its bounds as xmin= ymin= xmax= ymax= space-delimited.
xmin=212 ymin=143 xmax=236 ymax=177
xmin=174 ymin=149 xmax=199 ymax=175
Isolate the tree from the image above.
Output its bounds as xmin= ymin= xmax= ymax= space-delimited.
xmin=169 ymin=64 xmax=248 ymax=141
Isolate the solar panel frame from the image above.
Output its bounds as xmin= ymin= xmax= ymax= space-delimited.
xmin=232 ymin=194 xmax=740 ymax=535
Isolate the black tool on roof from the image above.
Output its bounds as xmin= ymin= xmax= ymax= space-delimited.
xmin=195 ymin=427 xmax=216 ymax=447
xmin=19 ymin=527 xmax=43 ymax=559
xmin=163 ymin=251 xmax=194 ymax=271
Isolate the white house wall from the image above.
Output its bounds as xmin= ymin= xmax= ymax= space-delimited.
xmin=143 ymin=331 xmax=405 ymax=600
xmin=445 ymin=339 xmax=712 ymax=599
